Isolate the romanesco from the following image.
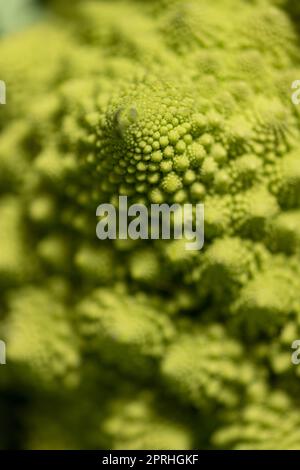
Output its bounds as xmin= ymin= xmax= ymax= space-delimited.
xmin=1 ymin=0 xmax=300 ymax=450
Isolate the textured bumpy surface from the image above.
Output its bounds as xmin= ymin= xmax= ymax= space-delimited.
xmin=1 ymin=0 xmax=300 ymax=449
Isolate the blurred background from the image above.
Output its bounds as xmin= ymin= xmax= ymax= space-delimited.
xmin=0 ymin=0 xmax=45 ymax=37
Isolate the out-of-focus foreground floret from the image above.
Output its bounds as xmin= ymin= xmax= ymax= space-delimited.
xmin=1 ymin=0 xmax=300 ymax=450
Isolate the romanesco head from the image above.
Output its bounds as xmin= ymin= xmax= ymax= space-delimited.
xmin=1 ymin=0 xmax=300 ymax=451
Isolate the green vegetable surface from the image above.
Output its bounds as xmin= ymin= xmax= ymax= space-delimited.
xmin=1 ymin=0 xmax=300 ymax=449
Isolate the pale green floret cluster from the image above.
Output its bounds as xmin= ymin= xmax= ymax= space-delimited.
xmin=1 ymin=0 xmax=300 ymax=450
